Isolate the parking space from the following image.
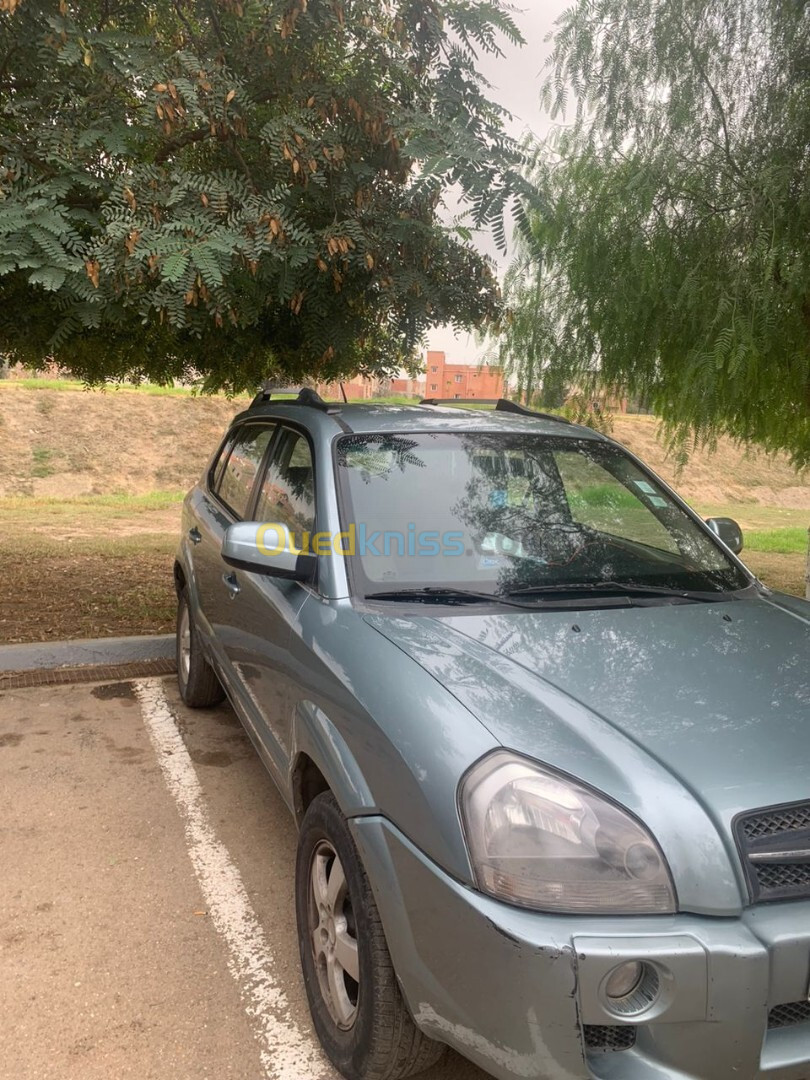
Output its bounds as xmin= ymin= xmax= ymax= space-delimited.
xmin=0 ymin=678 xmax=489 ymax=1080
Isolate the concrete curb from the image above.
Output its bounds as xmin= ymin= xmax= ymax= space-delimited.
xmin=0 ymin=634 xmax=174 ymax=674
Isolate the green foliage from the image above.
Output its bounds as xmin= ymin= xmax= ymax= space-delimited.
xmin=505 ymin=0 xmax=810 ymax=464
xmin=0 ymin=0 xmax=528 ymax=391
xmin=745 ymin=528 xmax=808 ymax=555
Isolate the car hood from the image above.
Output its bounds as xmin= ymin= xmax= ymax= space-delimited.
xmin=367 ymin=595 xmax=810 ymax=910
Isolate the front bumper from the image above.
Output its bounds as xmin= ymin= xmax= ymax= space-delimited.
xmin=351 ymin=816 xmax=810 ymax=1080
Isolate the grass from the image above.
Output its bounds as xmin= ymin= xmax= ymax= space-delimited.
xmin=0 ymin=377 xmax=252 ymax=399
xmin=30 ymin=446 xmax=57 ymax=478
xmin=745 ymin=527 xmax=808 ymax=554
xmin=694 ymin=503 xmax=808 ymax=530
xmin=0 ymin=490 xmax=184 ymax=513
xmin=0 ymin=493 xmax=180 ymax=641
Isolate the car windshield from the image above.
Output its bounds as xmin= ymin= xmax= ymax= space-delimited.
xmin=334 ymin=432 xmax=750 ymax=601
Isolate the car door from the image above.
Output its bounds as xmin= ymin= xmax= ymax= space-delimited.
xmin=191 ymin=419 xmax=277 ymax=649
xmin=215 ymin=424 xmax=317 ymax=781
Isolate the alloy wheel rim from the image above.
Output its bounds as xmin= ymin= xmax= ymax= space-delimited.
xmin=307 ymin=839 xmax=360 ymax=1030
xmin=179 ymin=604 xmax=191 ymax=683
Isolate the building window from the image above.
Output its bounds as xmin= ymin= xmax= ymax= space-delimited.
xmin=454 ymin=393 xmax=461 ymax=399
xmin=454 ymin=374 xmax=462 ymax=383
xmin=430 ymin=383 xmax=437 ymax=391
xmin=431 ymin=366 xmax=438 ymax=372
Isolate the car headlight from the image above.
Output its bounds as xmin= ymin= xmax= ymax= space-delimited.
xmin=460 ymin=752 xmax=676 ymax=914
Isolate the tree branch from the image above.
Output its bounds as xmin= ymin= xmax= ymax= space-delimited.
xmin=154 ymin=126 xmax=212 ymax=164
xmin=229 ymin=135 xmax=256 ymax=190
xmin=675 ymin=12 xmax=742 ymax=181
xmin=172 ymin=0 xmax=203 ymax=51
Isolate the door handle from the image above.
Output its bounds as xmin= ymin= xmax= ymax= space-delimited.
xmin=188 ymin=526 xmax=202 ymax=545
xmin=222 ymin=572 xmax=241 ymax=598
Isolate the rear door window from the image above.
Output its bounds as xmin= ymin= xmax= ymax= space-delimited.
xmin=215 ymin=424 xmax=276 ymax=519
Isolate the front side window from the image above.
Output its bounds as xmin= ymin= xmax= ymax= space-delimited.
xmin=216 ymin=424 xmax=276 ymax=519
xmin=255 ymin=428 xmax=316 ymax=538
xmin=335 ymin=432 xmax=750 ymax=601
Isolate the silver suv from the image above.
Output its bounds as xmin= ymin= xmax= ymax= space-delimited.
xmin=175 ymin=388 xmax=810 ymax=1080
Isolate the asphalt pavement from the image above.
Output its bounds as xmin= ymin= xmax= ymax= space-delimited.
xmin=0 ymin=676 xmax=490 ymax=1080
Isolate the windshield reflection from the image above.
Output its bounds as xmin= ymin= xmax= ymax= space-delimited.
xmin=334 ymin=432 xmax=749 ymax=602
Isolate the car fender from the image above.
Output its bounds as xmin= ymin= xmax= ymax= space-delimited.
xmin=288 ymin=698 xmax=376 ymax=824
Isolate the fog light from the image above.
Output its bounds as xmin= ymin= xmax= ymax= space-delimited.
xmin=604 ymin=961 xmax=644 ymax=1000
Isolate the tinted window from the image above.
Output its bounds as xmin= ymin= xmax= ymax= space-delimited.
xmin=216 ymin=424 xmax=276 ymax=519
xmin=255 ymin=428 xmax=316 ymax=539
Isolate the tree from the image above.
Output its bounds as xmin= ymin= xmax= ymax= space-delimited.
xmin=0 ymin=0 xmax=526 ymax=391
xmin=486 ymin=217 xmax=563 ymax=408
xmin=505 ymin=0 xmax=810 ymax=463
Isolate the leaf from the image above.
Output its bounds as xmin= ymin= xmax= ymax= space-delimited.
xmin=161 ymin=251 xmax=190 ymax=283
xmin=29 ymin=267 xmax=67 ymax=291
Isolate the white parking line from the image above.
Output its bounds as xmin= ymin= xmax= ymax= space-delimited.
xmin=134 ymin=679 xmax=328 ymax=1080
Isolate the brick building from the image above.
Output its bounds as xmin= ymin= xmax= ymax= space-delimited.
xmin=316 ymin=349 xmax=505 ymax=401
xmin=389 ymin=375 xmax=426 ymax=397
xmin=423 ymin=350 xmax=505 ymax=399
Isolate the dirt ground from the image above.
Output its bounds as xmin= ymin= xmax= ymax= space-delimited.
xmin=0 ymin=386 xmax=249 ymax=498
xmin=611 ymin=414 xmax=810 ymax=508
xmin=0 ymin=546 xmax=177 ymax=644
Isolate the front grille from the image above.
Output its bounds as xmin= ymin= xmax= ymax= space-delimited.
xmin=758 ymin=863 xmax=810 ymax=891
xmin=734 ymin=799 xmax=810 ymax=903
xmin=583 ymin=1025 xmax=636 ymax=1052
xmin=768 ymin=1000 xmax=810 ymax=1029
xmin=741 ymin=804 xmax=810 ymax=840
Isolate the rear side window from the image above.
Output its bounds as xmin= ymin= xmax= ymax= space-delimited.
xmin=215 ymin=424 xmax=276 ymax=519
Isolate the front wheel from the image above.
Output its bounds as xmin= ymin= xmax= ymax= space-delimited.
xmin=295 ymin=792 xmax=444 ymax=1080
xmin=176 ymin=587 xmax=225 ymax=708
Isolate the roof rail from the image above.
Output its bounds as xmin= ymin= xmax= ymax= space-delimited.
xmin=418 ymin=397 xmax=571 ymax=425
xmin=250 ymin=384 xmax=339 ymax=413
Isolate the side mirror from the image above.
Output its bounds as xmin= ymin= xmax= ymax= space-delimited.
xmin=221 ymin=522 xmax=316 ymax=582
xmin=705 ymin=516 xmax=743 ymax=555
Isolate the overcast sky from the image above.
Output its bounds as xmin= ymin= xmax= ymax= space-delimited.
xmin=428 ymin=0 xmax=571 ymax=364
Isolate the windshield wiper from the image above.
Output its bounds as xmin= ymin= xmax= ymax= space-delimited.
xmin=364 ymin=587 xmax=536 ymax=609
xmin=506 ymin=580 xmax=722 ymax=603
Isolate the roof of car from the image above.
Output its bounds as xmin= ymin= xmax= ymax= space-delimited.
xmin=233 ymin=391 xmax=607 ymax=441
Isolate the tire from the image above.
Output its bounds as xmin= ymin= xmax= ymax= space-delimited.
xmin=176 ymin=587 xmax=225 ymax=708
xmin=296 ymin=792 xmax=444 ymax=1080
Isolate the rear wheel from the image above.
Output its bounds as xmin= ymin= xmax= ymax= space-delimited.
xmin=296 ymin=792 xmax=444 ymax=1080
xmin=176 ymin=587 xmax=224 ymax=708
